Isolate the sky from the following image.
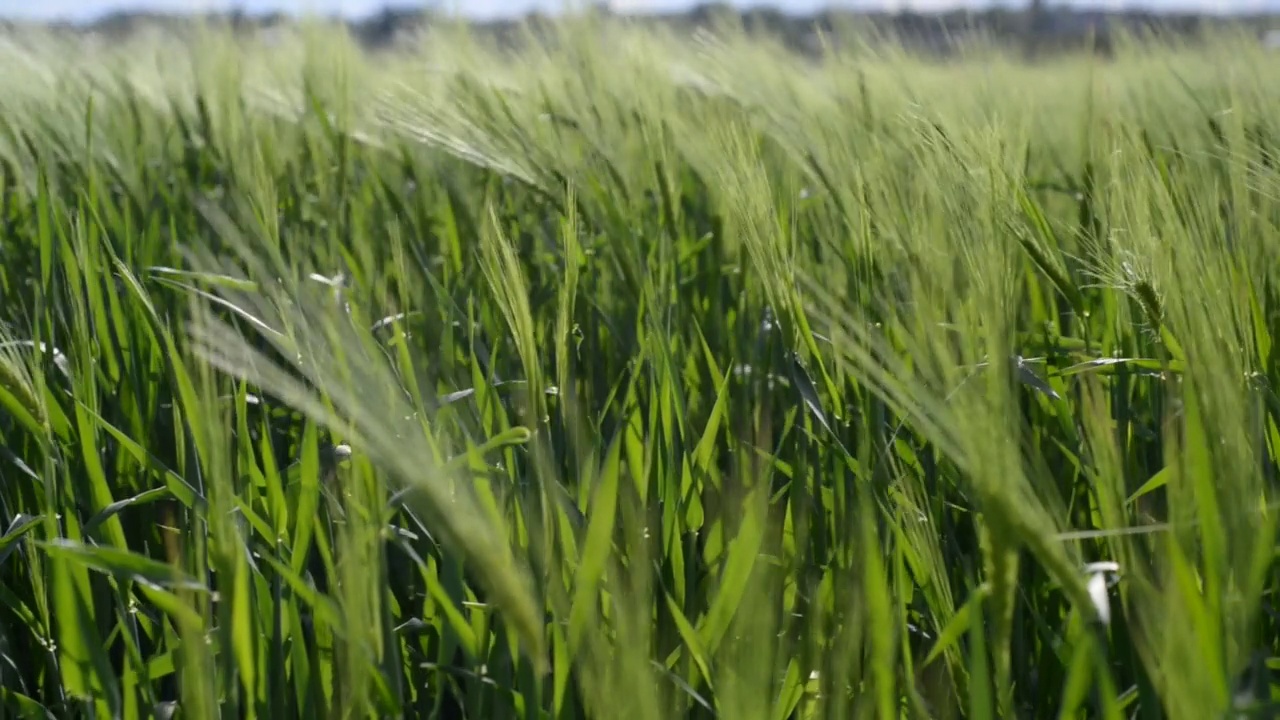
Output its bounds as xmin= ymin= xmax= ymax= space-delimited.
xmin=0 ymin=0 xmax=1273 ymax=23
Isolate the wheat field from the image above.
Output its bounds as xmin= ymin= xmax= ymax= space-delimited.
xmin=0 ymin=15 xmax=1278 ymax=720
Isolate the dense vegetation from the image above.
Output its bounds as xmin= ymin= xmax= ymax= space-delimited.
xmin=2 ymin=18 xmax=1279 ymax=720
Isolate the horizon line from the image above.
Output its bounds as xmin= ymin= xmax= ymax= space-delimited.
xmin=7 ymin=1 xmax=1280 ymax=25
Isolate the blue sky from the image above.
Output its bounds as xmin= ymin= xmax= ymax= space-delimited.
xmin=0 ymin=0 xmax=1273 ymax=22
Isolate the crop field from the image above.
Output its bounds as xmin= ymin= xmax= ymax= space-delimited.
xmin=1 ymin=15 xmax=1279 ymax=720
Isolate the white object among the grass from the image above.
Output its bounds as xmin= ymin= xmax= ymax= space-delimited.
xmin=1084 ymin=561 xmax=1121 ymax=626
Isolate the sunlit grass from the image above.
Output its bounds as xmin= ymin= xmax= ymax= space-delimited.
xmin=1 ymin=15 xmax=1279 ymax=719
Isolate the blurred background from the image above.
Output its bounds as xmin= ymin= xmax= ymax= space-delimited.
xmin=0 ymin=0 xmax=1276 ymax=68
xmin=5 ymin=0 xmax=1280 ymax=20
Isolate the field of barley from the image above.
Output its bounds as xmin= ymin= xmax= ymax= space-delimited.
xmin=1 ymin=15 xmax=1279 ymax=719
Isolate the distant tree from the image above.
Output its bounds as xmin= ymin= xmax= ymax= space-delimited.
xmin=1024 ymin=0 xmax=1048 ymax=58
